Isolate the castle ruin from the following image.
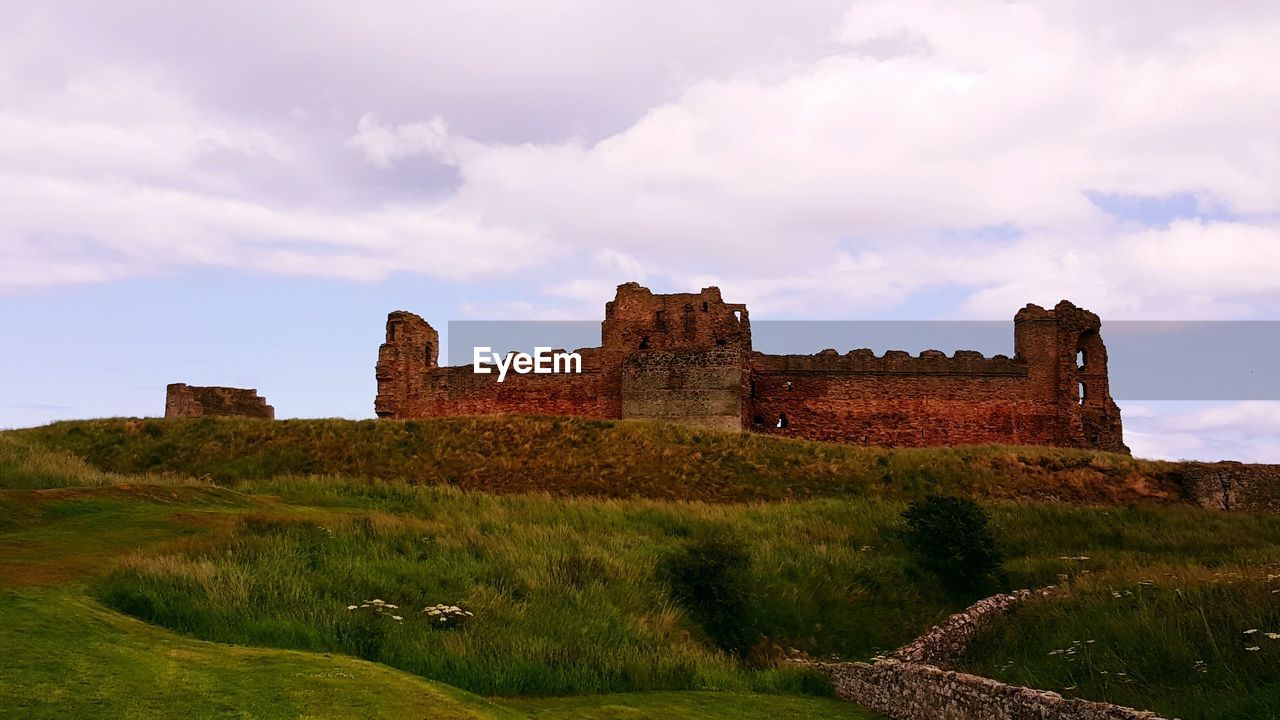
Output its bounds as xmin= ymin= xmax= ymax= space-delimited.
xmin=165 ymin=383 xmax=275 ymax=420
xmin=375 ymin=283 xmax=1126 ymax=452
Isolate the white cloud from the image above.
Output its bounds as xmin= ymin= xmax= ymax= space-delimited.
xmin=1121 ymin=401 xmax=1280 ymax=462
xmin=0 ymin=172 xmax=554 ymax=288
xmin=340 ymin=1 xmax=1280 ymax=318
xmin=347 ymin=113 xmax=459 ymax=169
xmin=4 ymin=0 xmax=1280 ymax=323
xmin=1159 ymin=401 xmax=1280 ymax=437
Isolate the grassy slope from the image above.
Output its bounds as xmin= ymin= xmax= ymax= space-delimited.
xmin=13 ymin=416 xmax=1187 ymax=503
xmin=4 ymin=417 xmax=1279 ymax=718
xmin=0 ymin=456 xmax=877 ymax=719
xmin=1 ymin=588 xmax=523 ymax=720
xmin=0 ymin=483 xmax=518 ymax=720
xmin=7 ymin=478 xmax=1276 ymax=716
xmin=0 ymin=585 xmax=871 ymax=720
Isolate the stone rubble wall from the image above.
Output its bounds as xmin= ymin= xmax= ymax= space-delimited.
xmin=815 ymin=659 xmax=1166 ymax=720
xmin=889 ymin=590 xmax=1034 ymax=665
xmin=809 ymin=589 xmax=1169 ymax=720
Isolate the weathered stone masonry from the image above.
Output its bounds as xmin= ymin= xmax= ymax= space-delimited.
xmin=165 ymin=383 xmax=274 ymax=419
xmin=809 ymin=590 xmax=1168 ymax=720
xmin=818 ymin=658 xmax=1165 ymax=720
xmin=376 ymin=283 xmax=1127 ymax=452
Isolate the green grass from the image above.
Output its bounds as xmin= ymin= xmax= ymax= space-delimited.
xmin=507 ymin=691 xmax=872 ymax=719
xmin=0 ymin=586 xmax=875 ymax=719
xmin=89 ymin=489 xmax=868 ymax=696
xmin=0 ymin=433 xmax=131 ymax=489
xmin=66 ymin=480 xmax=1280 ymax=705
xmin=3 ymin=417 xmax=1279 ymax=719
xmin=14 ymin=416 xmax=1188 ymax=504
xmin=0 ymin=478 xmax=876 ymax=718
xmin=962 ymin=572 xmax=1280 ymax=720
xmin=0 ymin=587 xmax=524 ymax=720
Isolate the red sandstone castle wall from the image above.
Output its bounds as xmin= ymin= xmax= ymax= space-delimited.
xmin=374 ymin=284 xmax=1127 ymax=453
xmin=375 ymin=311 xmax=616 ymax=420
xmin=744 ymin=361 xmax=1058 ymax=447
xmin=387 ymin=361 xmax=614 ymax=420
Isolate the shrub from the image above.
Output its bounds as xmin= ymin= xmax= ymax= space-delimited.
xmin=901 ymin=495 xmax=1004 ymax=595
xmin=663 ymin=528 xmax=756 ymax=655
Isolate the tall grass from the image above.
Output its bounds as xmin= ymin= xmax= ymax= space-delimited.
xmin=90 ymin=480 xmax=1280 ymax=703
xmin=95 ymin=491 xmax=830 ymax=696
xmin=963 ymin=569 xmax=1280 ymax=720
xmin=0 ymin=434 xmax=126 ymax=489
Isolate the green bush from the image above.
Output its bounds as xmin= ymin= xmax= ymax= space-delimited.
xmin=901 ymin=495 xmax=1004 ymax=595
xmin=664 ymin=529 xmax=757 ymax=656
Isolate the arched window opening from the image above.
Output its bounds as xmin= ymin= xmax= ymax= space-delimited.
xmin=753 ymin=414 xmax=765 ymax=426
xmin=639 ymin=336 xmax=650 ymax=350
xmin=784 ymin=381 xmax=793 ymax=391
xmin=1078 ymin=382 xmax=1086 ymax=405
xmin=424 ymin=344 xmax=433 ymax=365
xmin=748 ymin=380 xmax=757 ymax=398
xmin=387 ymin=323 xmax=397 ymax=342
xmin=1077 ymin=330 xmax=1103 ymax=375
xmin=701 ymin=301 xmax=709 ymax=311
xmin=776 ymin=413 xmax=788 ymax=429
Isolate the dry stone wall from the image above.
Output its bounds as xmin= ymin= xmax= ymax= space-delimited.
xmin=809 ymin=589 xmax=1168 ymax=720
xmin=817 ymin=659 xmax=1165 ymax=720
xmin=889 ymin=590 xmax=1034 ymax=665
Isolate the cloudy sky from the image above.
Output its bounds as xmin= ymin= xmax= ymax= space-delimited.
xmin=2 ymin=1 xmax=1278 ymax=461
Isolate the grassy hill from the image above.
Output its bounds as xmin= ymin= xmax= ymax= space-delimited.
xmin=2 ymin=416 xmax=1279 ymax=719
xmin=9 ymin=415 xmax=1194 ymax=504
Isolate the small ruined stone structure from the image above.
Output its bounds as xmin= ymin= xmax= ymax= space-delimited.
xmin=376 ymin=283 xmax=1126 ymax=451
xmin=165 ymin=383 xmax=274 ymax=419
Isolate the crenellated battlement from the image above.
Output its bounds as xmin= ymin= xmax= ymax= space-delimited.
xmin=749 ymin=348 xmax=1027 ymax=375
